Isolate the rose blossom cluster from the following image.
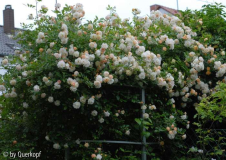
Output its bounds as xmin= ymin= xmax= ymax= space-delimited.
xmin=2 ymin=3 xmax=226 ymax=149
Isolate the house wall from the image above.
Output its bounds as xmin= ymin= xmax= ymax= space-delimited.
xmin=0 ymin=57 xmax=7 ymax=75
xmin=159 ymin=8 xmax=172 ymax=15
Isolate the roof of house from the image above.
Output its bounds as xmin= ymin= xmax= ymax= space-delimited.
xmin=150 ymin=4 xmax=179 ymax=15
xmin=0 ymin=25 xmax=21 ymax=57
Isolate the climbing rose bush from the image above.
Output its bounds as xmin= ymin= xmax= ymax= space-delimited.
xmin=1 ymin=2 xmax=226 ymax=159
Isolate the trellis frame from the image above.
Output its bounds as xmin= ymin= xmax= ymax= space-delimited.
xmin=65 ymin=88 xmax=159 ymax=160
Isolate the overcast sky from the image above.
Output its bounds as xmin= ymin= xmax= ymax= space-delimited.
xmin=0 ymin=0 xmax=226 ymax=28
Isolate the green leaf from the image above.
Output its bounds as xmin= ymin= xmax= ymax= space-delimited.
xmin=135 ymin=118 xmax=141 ymax=125
xmin=215 ymin=150 xmax=224 ymax=155
xmin=142 ymin=131 xmax=151 ymax=138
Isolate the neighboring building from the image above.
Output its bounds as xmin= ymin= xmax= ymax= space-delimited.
xmin=150 ymin=4 xmax=179 ymax=15
xmin=0 ymin=5 xmax=20 ymax=75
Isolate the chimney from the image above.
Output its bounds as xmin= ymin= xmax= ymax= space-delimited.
xmin=3 ymin=5 xmax=15 ymax=34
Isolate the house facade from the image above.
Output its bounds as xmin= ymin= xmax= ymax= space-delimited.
xmin=150 ymin=4 xmax=179 ymax=15
xmin=0 ymin=5 xmax=20 ymax=75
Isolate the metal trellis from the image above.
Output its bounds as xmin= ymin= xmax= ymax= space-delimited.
xmin=65 ymin=88 xmax=158 ymax=160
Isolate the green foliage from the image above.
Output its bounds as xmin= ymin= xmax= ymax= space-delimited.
xmin=193 ymin=83 xmax=226 ymax=159
xmin=180 ymin=3 xmax=226 ymax=52
xmin=195 ymin=83 xmax=226 ymax=123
